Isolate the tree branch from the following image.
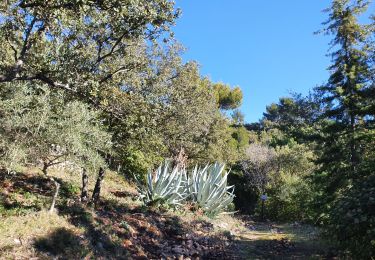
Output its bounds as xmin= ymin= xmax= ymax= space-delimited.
xmin=20 ymin=16 xmax=37 ymax=59
xmin=96 ymin=32 xmax=128 ymax=64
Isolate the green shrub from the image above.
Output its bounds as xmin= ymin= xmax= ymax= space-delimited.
xmin=327 ymin=174 xmax=375 ymax=258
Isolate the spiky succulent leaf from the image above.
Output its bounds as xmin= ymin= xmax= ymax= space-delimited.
xmin=139 ymin=161 xmax=188 ymax=206
xmin=188 ymin=162 xmax=235 ymax=216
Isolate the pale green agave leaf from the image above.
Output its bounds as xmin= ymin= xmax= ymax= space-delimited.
xmin=139 ymin=161 xmax=188 ymax=206
xmin=137 ymin=161 xmax=235 ymax=215
xmin=188 ymin=162 xmax=235 ymax=216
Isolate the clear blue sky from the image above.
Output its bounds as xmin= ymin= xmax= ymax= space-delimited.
xmin=173 ymin=1 xmax=374 ymax=123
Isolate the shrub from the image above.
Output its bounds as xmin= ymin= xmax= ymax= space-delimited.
xmin=327 ymin=174 xmax=375 ymax=258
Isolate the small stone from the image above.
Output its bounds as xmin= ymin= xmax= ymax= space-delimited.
xmin=96 ymin=242 xmax=104 ymax=250
xmin=195 ymin=231 xmax=203 ymax=236
xmin=14 ymin=238 xmax=21 ymax=245
xmin=172 ymin=246 xmax=185 ymax=254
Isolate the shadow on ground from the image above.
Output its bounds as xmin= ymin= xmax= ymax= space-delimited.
xmin=234 ymin=220 xmax=336 ymax=259
xmin=1 ymin=170 xmax=334 ymax=259
xmin=34 ymin=227 xmax=89 ymax=258
xmin=56 ymin=199 xmax=237 ymax=259
xmin=0 ymin=170 xmax=79 ymax=216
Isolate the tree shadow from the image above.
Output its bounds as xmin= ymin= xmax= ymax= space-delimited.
xmin=58 ymin=199 xmax=236 ymax=259
xmin=34 ymin=227 xmax=89 ymax=258
xmin=0 ymin=170 xmax=79 ymax=216
xmin=2 ymin=169 xmax=236 ymax=258
xmin=233 ymin=220 xmax=334 ymax=259
xmin=235 ymin=236 xmax=332 ymax=259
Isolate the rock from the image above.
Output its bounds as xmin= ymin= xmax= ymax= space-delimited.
xmin=14 ymin=238 xmax=21 ymax=245
xmin=217 ymin=223 xmax=228 ymax=229
xmin=123 ymin=239 xmax=133 ymax=247
xmin=96 ymin=242 xmax=104 ymax=250
xmin=172 ymin=246 xmax=185 ymax=255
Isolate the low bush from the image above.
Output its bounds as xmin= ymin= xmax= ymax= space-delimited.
xmin=327 ymin=174 xmax=375 ymax=258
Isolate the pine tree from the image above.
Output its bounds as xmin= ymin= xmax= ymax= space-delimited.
xmin=314 ymin=0 xmax=372 ymax=214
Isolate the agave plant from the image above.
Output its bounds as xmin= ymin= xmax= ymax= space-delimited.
xmin=188 ymin=163 xmax=235 ymax=216
xmin=138 ymin=161 xmax=188 ymax=206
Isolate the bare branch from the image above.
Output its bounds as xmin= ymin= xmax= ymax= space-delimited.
xmin=96 ymin=32 xmax=128 ymax=64
xmin=20 ymin=16 xmax=37 ymax=59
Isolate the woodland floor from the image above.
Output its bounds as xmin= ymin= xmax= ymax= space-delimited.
xmin=0 ymin=167 xmax=336 ymax=259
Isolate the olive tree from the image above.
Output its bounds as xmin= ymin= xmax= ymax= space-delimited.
xmin=0 ymin=83 xmax=111 ymax=211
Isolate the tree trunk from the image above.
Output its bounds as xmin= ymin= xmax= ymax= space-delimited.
xmin=91 ymin=167 xmax=105 ymax=205
xmin=261 ymin=199 xmax=265 ymax=221
xmin=173 ymin=147 xmax=187 ymax=170
xmin=81 ymin=168 xmax=89 ymax=203
xmin=42 ymin=162 xmax=49 ymax=175
xmin=49 ymin=177 xmax=60 ymax=213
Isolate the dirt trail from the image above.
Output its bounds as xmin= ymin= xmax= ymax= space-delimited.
xmin=232 ymin=220 xmax=333 ymax=259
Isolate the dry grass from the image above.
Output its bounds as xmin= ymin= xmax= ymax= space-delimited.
xmin=0 ymin=211 xmax=84 ymax=259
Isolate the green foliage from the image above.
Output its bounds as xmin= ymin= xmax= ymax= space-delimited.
xmin=103 ymin=45 xmax=242 ymax=172
xmin=327 ymin=174 xmax=375 ymax=258
xmin=231 ymin=109 xmax=245 ymax=125
xmin=264 ymin=142 xmax=316 ymax=221
xmin=231 ymin=126 xmax=250 ymax=152
xmin=313 ymin=0 xmax=373 ymax=211
xmin=228 ymin=164 xmax=259 ymax=213
xmin=212 ymin=83 xmax=243 ymax=110
xmin=119 ymin=147 xmax=160 ymax=181
xmin=0 ymin=83 xmax=111 ymax=173
xmin=188 ymin=163 xmax=235 ymax=216
xmin=0 ymin=0 xmax=179 ymax=105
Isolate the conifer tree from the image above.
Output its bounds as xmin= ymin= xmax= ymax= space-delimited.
xmin=314 ymin=0 xmax=372 ymax=218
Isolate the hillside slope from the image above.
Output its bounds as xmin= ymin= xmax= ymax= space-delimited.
xmin=0 ymin=168 xmax=331 ymax=259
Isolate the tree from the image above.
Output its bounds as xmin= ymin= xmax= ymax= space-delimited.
xmin=314 ymin=0 xmax=373 ymax=213
xmin=266 ymin=141 xmax=316 ymax=221
xmin=103 ymin=42 xmax=246 ymax=173
xmin=0 ymin=1 xmax=181 ymax=203
xmin=240 ymin=143 xmax=277 ymax=195
xmin=0 ymin=0 xmax=179 ymax=109
xmin=231 ymin=109 xmax=245 ymax=125
xmin=0 ymin=83 xmax=111 ymax=211
xmin=260 ymin=93 xmax=323 ymax=142
xmin=212 ymin=82 xmax=243 ymax=110
xmin=311 ymin=1 xmax=375 ymax=256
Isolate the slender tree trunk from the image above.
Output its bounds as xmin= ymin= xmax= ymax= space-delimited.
xmin=350 ymin=114 xmax=357 ymax=170
xmin=91 ymin=167 xmax=105 ymax=205
xmin=261 ymin=200 xmax=265 ymax=221
xmin=49 ymin=177 xmax=60 ymax=213
xmin=81 ymin=168 xmax=89 ymax=203
xmin=42 ymin=162 xmax=49 ymax=176
xmin=42 ymin=162 xmax=59 ymax=213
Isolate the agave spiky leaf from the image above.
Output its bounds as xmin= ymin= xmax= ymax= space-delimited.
xmin=188 ymin=162 xmax=235 ymax=216
xmin=138 ymin=160 xmax=188 ymax=206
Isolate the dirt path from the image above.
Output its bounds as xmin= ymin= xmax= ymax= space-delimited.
xmin=232 ymin=221 xmax=332 ymax=259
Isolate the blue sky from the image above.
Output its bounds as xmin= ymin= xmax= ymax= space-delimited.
xmin=173 ymin=1 xmax=375 ymax=123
